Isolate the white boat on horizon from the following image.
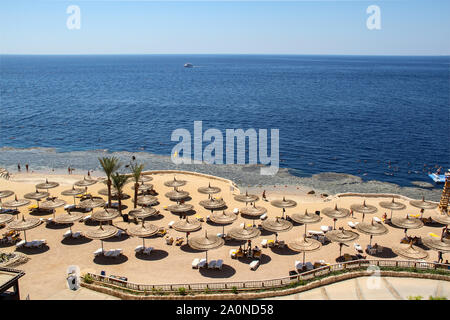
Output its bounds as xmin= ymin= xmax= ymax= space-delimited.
xmin=184 ymin=63 xmax=193 ymax=68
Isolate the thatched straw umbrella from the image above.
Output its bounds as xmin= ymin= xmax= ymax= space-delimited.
xmin=409 ymin=197 xmax=438 ymax=218
xmin=0 ymin=190 xmax=14 ymax=210
xmin=132 ymin=183 xmax=153 ymax=193
xmin=98 ymin=187 xmax=119 ymax=197
xmin=422 ymin=236 xmax=450 ymax=253
xmin=199 ymin=198 xmax=226 ymax=214
xmin=234 ymin=191 xmax=259 ymax=206
xmin=165 ymin=189 xmax=190 ymax=203
xmin=239 ymin=203 xmax=267 ymax=226
xmin=288 ymin=236 xmax=322 ymax=267
xmin=172 ymin=218 xmax=202 ymax=241
xmin=127 ymin=220 xmax=159 ymax=248
xmin=134 ymin=195 xmax=158 ymax=207
xmin=74 ymin=177 xmax=97 ymax=193
xmin=61 ymin=186 xmax=85 ymax=205
xmin=392 ymin=241 xmax=428 ymax=260
xmin=40 ymin=198 xmax=67 ymax=218
xmin=432 ymin=212 xmax=450 ymax=227
xmin=188 ymin=230 xmax=225 ymax=263
xmin=322 ymin=204 xmax=350 ymax=229
xmin=198 ymin=183 xmax=221 ymax=195
xmin=391 ymin=214 xmax=424 ymax=237
xmin=228 ymin=225 xmax=261 ymax=241
xmin=164 ymin=177 xmax=187 ymax=189
xmin=356 ymin=219 xmax=389 ymax=246
xmin=0 ymin=214 xmax=14 ymax=225
xmin=209 ymin=210 xmax=237 ymax=234
xmin=261 ymin=217 xmax=293 ymax=241
xmin=54 ymin=211 xmax=85 ymax=233
xmin=350 ymin=200 xmax=378 ymax=222
xmin=7 ymin=216 xmax=41 ymax=242
xmin=84 ymin=225 xmax=118 ymax=253
xmin=35 ymin=179 xmax=59 ymax=194
xmin=2 ymin=196 xmax=30 ymax=219
xmin=291 ymin=209 xmax=322 ymax=238
xmin=24 ymin=190 xmax=50 ymax=208
xmin=167 ymin=203 xmax=194 ymax=215
xmin=91 ymin=208 xmax=120 ymax=223
xmin=271 ymin=196 xmax=297 ymax=219
xmin=128 ymin=207 xmax=159 ymax=220
xmin=326 ymin=228 xmax=360 ymax=257
xmin=379 ymin=198 xmax=406 ymax=219
xmin=139 ymin=175 xmax=153 ymax=183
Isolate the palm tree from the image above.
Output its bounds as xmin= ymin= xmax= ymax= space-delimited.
xmin=130 ymin=162 xmax=145 ymax=209
xmin=98 ymin=157 xmax=121 ymax=208
xmin=110 ymin=173 xmax=129 ymax=219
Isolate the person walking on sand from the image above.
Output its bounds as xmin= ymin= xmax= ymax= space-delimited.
xmin=262 ymin=190 xmax=267 ymax=201
xmin=438 ymin=251 xmax=443 ymax=263
xmin=17 ymin=163 xmax=21 ymax=172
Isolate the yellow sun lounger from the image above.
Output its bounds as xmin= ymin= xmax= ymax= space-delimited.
xmin=429 ymin=232 xmax=439 ymax=238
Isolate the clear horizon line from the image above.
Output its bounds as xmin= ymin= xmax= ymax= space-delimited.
xmin=1 ymin=53 xmax=449 ymax=57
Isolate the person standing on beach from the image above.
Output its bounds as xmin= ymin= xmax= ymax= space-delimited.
xmin=262 ymin=190 xmax=266 ymax=201
xmin=68 ymin=167 xmax=71 ymax=175
xmin=25 ymin=164 xmax=29 ymax=173
xmin=438 ymin=251 xmax=443 ymax=263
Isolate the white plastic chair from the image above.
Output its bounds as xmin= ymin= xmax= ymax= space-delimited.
xmin=208 ymin=260 xmax=217 ymax=269
xmin=192 ymin=258 xmax=200 ymax=269
xmin=198 ymin=258 xmax=207 ymax=268
xmin=135 ymin=245 xmax=144 ymax=253
xmin=250 ymin=260 xmax=260 ymax=270
xmin=215 ymin=259 xmax=223 ymax=270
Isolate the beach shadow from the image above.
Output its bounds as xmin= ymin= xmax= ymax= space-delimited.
xmin=0 ymin=242 xmax=15 ymax=248
xmin=135 ymin=249 xmax=169 ymax=261
xmin=237 ymin=254 xmax=271 ymax=265
xmin=103 ymin=234 xmax=130 ymax=242
xmin=240 ymin=214 xmax=261 ymax=221
xmin=93 ymin=254 xmax=128 ymax=265
xmin=365 ymin=247 xmax=397 ymax=259
xmin=145 ymin=214 xmax=165 ymax=222
xmin=84 ymin=219 xmax=100 ymax=227
xmin=170 ymin=210 xmax=196 ymax=217
xmin=16 ymin=245 xmax=50 ymax=255
xmin=223 ymin=239 xmax=246 ymax=247
xmin=29 ymin=209 xmax=54 ymax=217
xmin=111 ymin=194 xmax=130 ymax=201
xmin=199 ymin=265 xmax=236 ymax=278
xmin=45 ymin=222 xmax=72 ymax=230
xmin=270 ymin=246 xmax=299 ymax=256
xmin=180 ymin=244 xmax=203 ymax=254
xmin=259 ymin=229 xmax=273 ymax=236
xmin=61 ymin=236 xmax=92 ymax=246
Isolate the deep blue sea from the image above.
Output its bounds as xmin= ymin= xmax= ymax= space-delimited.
xmin=0 ymin=55 xmax=449 ymax=188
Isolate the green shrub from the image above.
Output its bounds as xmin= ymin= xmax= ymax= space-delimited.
xmin=82 ymin=274 xmax=94 ymax=284
xmin=429 ymin=296 xmax=447 ymax=300
xmin=231 ymin=286 xmax=238 ymax=294
xmin=178 ymin=287 xmax=187 ymax=296
xmin=408 ymin=295 xmax=423 ymax=300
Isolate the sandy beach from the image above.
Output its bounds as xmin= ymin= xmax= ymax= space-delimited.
xmin=0 ymin=171 xmax=447 ymax=300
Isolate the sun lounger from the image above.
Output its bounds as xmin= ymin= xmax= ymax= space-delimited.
xmin=261 ymin=239 xmax=268 ymax=248
xmin=64 ymin=204 xmax=76 ymax=211
xmin=367 ymin=245 xmax=376 ymax=255
xmin=115 ymin=230 xmax=125 ymax=237
xmin=267 ymin=239 xmax=275 ymax=247
xmin=15 ymin=239 xmax=26 ymax=248
xmin=295 ymin=260 xmax=303 ymax=270
xmin=82 ymin=215 xmax=91 ymax=222
xmin=168 ymin=221 xmax=175 ymax=228
xmin=165 ymin=236 xmax=174 ymax=245
xmin=63 ymin=230 xmax=73 ymax=238
xmin=229 ymin=249 xmax=237 ymax=258
xmin=208 ymin=260 xmax=217 ymax=269
xmin=192 ymin=258 xmax=200 ymax=269
xmin=260 ymin=213 xmax=268 ymax=220
xmin=94 ymin=248 xmax=103 ymax=256
xmin=343 ymin=253 xmax=353 ymax=261
xmin=143 ymin=247 xmax=152 ymax=255
xmin=373 ymin=217 xmax=381 ymax=223
xmin=376 ymin=246 xmax=383 ymax=253
xmin=348 ymin=221 xmax=358 ymax=228
xmin=104 ymin=250 xmax=114 ymax=257
xmin=198 ymin=258 xmax=207 ymax=268
xmin=354 ymin=243 xmax=363 ymax=252
xmin=320 ymin=226 xmax=332 ymax=232
xmin=239 ymin=223 xmax=245 ymax=228
xmin=110 ymin=249 xmax=122 ymax=257
xmin=233 ymin=208 xmax=239 ymax=214
xmin=135 ymin=245 xmax=144 ymax=253
xmin=215 ymin=259 xmax=223 ymax=270
xmin=250 ymin=260 xmax=260 ymax=271
xmin=46 ymin=217 xmax=54 ymax=225
xmin=73 ymin=232 xmax=82 ymax=238
xmin=305 ymin=262 xmax=314 ymax=270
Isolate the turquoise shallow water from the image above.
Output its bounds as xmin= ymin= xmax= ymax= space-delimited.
xmin=0 ymin=55 xmax=449 ymax=190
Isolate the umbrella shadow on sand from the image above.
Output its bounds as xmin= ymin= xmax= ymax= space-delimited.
xmin=135 ymin=249 xmax=169 ymax=261
xmin=61 ymin=237 xmax=92 ymax=246
xmin=365 ymin=247 xmax=398 ymax=259
xmin=199 ymin=265 xmax=236 ymax=278
xmin=103 ymin=234 xmax=130 ymax=242
xmin=94 ymin=254 xmax=128 ymax=265
xmin=270 ymin=246 xmax=299 ymax=256
xmin=179 ymin=244 xmax=203 ymax=254
xmin=223 ymin=239 xmax=247 ymax=247
xmin=29 ymin=209 xmax=54 ymax=217
xmin=237 ymin=254 xmax=271 ymax=265
xmin=84 ymin=219 xmax=101 ymax=227
xmin=16 ymin=245 xmax=50 ymax=255
xmin=45 ymin=222 xmax=72 ymax=230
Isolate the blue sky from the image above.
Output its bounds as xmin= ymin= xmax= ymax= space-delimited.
xmin=0 ymin=0 xmax=449 ymax=55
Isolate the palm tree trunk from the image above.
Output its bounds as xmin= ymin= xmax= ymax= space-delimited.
xmin=107 ymin=179 xmax=112 ymax=208
xmin=118 ymin=195 xmax=123 ymax=217
xmin=134 ymin=182 xmax=138 ymax=209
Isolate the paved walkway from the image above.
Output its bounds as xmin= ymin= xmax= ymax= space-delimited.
xmin=263 ymin=277 xmax=449 ymax=300
xmin=44 ymin=287 xmax=120 ymax=300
